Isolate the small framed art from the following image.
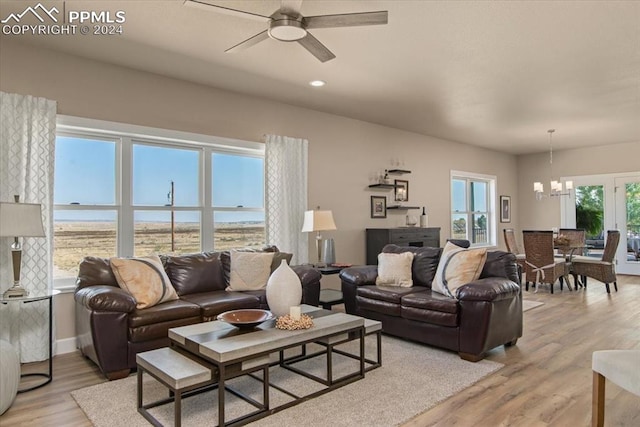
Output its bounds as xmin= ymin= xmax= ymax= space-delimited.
xmin=371 ymin=195 xmax=387 ymax=218
xmin=500 ymin=195 xmax=511 ymax=223
xmin=394 ymin=179 xmax=409 ymax=202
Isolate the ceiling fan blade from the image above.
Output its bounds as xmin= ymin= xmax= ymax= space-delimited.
xmin=297 ymin=32 xmax=336 ymax=63
xmin=225 ymin=30 xmax=269 ymax=53
xmin=305 ymin=11 xmax=388 ymax=29
xmin=279 ymin=0 xmax=303 ymax=16
xmin=183 ymin=0 xmax=270 ymax=22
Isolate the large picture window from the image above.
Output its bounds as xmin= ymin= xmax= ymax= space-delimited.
xmin=451 ymin=171 xmax=497 ymax=247
xmin=53 ymin=117 xmax=264 ymax=287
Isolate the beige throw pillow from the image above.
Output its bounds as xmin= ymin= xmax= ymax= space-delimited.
xmin=375 ymin=252 xmax=415 ymax=287
xmin=110 ymin=255 xmax=179 ymax=309
xmin=227 ymin=251 xmax=275 ymax=291
xmin=432 ymin=242 xmax=488 ymax=298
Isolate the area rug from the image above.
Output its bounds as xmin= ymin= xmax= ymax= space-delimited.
xmin=523 ymin=300 xmax=544 ymax=312
xmin=72 ymin=336 xmax=503 ymax=427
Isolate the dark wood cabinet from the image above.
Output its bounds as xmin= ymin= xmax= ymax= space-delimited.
xmin=366 ymin=227 xmax=441 ymax=264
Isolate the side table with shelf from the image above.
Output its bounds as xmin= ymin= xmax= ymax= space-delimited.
xmin=0 ymin=289 xmax=60 ymax=392
xmin=315 ymin=265 xmax=346 ymax=310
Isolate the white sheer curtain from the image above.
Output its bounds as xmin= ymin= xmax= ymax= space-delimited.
xmin=0 ymin=91 xmax=56 ymax=362
xmin=265 ymin=135 xmax=309 ymax=264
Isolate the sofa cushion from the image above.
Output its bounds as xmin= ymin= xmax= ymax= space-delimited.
xmin=76 ymin=256 xmax=119 ymax=289
xmin=401 ymin=290 xmax=459 ymax=314
xmin=357 ymin=285 xmax=422 ymax=304
xmin=163 ymin=252 xmax=225 ymax=296
xmin=180 ymin=291 xmax=261 ymax=320
xmin=110 ymin=255 xmax=179 ymax=309
xmin=227 ymin=251 xmax=275 ymax=291
xmin=401 ymin=306 xmax=458 ymax=327
xmin=432 ymin=242 xmax=487 ymax=298
xmin=375 ymin=252 xmax=414 ymax=287
xmin=382 ymin=245 xmax=442 ymax=287
xmin=128 ymin=299 xmax=202 ymax=328
xmin=356 ymin=296 xmax=402 ymax=317
xmin=220 ymin=245 xmax=281 ymax=285
xmin=480 ymin=251 xmax=520 ymax=284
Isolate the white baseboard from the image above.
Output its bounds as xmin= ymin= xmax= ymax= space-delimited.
xmin=55 ymin=336 xmax=78 ymax=355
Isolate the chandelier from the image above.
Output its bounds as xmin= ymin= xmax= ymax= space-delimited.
xmin=534 ymin=129 xmax=573 ymax=200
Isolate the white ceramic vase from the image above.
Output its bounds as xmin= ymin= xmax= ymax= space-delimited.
xmin=0 ymin=339 xmax=20 ymax=415
xmin=266 ymin=259 xmax=302 ymax=317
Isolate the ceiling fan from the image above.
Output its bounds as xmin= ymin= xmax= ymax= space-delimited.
xmin=184 ymin=0 xmax=388 ymax=62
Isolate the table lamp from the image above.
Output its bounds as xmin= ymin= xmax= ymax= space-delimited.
xmin=301 ymin=209 xmax=337 ymax=267
xmin=0 ymin=195 xmax=45 ymax=298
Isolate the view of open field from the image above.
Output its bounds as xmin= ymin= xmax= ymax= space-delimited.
xmin=53 ymin=221 xmax=265 ymax=278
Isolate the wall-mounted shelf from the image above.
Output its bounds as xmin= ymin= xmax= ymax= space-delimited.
xmin=368 ymin=183 xmax=397 ymax=189
xmin=387 ymin=169 xmax=411 ymax=175
xmin=387 ymin=205 xmax=420 ymax=210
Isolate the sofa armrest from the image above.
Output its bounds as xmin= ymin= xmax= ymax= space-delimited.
xmin=291 ymin=265 xmax=322 ymax=306
xmin=339 ymin=266 xmax=378 ymax=314
xmin=339 ymin=266 xmax=378 ymax=285
xmin=456 ymin=277 xmax=520 ymax=302
xmin=75 ymin=285 xmax=136 ymax=313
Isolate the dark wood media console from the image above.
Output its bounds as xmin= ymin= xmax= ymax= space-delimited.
xmin=365 ymin=227 xmax=441 ymax=264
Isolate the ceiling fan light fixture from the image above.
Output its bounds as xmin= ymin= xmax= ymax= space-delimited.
xmin=268 ymin=19 xmax=307 ymax=41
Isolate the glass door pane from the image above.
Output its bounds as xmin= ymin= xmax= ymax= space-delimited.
xmin=616 ymin=177 xmax=640 ymax=274
xmin=576 ymin=185 xmax=605 ymax=259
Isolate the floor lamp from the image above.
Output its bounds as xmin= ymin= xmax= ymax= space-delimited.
xmin=301 ymin=209 xmax=337 ymax=267
xmin=0 ymin=196 xmax=45 ymax=298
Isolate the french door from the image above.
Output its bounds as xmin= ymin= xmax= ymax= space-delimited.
xmin=561 ymin=172 xmax=640 ymax=275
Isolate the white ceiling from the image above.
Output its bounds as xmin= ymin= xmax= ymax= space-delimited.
xmin=2 ymin=0 xmax=639 ymax=154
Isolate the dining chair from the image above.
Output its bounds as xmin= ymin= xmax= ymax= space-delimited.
xmin=571 ymin=230 xmax=620 ymax=293
xmin=557 ymin=228 xmax=587 ymax=257
xmin=503 ymin=228 xmax=526 ymax=283
xmin=592 ymin=350 xmax=640 ymax=426
xmin=522 ymin=230 xmax=570 ymax=293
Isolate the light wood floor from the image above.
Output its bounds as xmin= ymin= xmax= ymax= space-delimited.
xmin=2 ymin=275 xmax=639 ymax=426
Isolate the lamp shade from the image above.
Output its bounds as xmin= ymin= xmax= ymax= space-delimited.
xmin=301 ymin=210 xmax=337 ymax=232
xmin=0 ymin=202 xmax=45 ymax=237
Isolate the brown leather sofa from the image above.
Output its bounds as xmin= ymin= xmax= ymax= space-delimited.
xmin=74 ymin=250 xmax=321 ymax=380
xmin=340 ymin=244 xmax=522 ymax=361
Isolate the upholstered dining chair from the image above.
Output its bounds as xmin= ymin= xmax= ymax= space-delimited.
xmin=522 ymin=230 xmax=570 ymax=293
xmin=592 ymin=350 xmax=640 ymax=427
xmin=571 ymin=230 xmax=620 ymax=294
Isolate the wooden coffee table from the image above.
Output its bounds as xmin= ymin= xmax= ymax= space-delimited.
xmin=166 ymin=305 xmax=369 ymax=426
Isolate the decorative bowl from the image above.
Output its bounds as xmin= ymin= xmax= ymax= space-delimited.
xmin=217 ymin=309 xmax=274 ymax=328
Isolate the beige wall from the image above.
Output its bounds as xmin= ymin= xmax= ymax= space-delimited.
xmin=517 ymin=141 xmax=640 ymax=232
xmin=2 ymin=40 xmax=521 ymax=346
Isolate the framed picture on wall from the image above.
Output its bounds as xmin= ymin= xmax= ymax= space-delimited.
xmin=371 ymin=195 xmax=387 ymax=218
xmin=500 ymin=195 xmax=511 ymax=223
xmin=394 ymin=179 xmax=409 ymax=202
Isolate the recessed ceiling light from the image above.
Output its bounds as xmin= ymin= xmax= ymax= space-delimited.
xmin=309 ymin=80 xmax=326 ymax=87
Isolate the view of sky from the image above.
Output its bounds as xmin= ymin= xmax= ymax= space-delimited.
xmin=452 ymin=179 xmax=487 ymax=212
xmin=54 ymin=136 xmax=264 ymax=223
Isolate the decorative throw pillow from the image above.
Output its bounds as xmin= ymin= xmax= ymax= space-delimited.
xmin=220 ymin=246 xmax=285 ymax=285
xmin=375 ymin=252 xmax=415 ymax=287
xmin=271 ymin=252 xmax=293 ymax=272
xmin=110 ymin=255 xmax=179 ymax=309
xmin=432 ymin=242 xmax=488 ymax=298
xmin=227 ymin=251 xmax=275 ymax=291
